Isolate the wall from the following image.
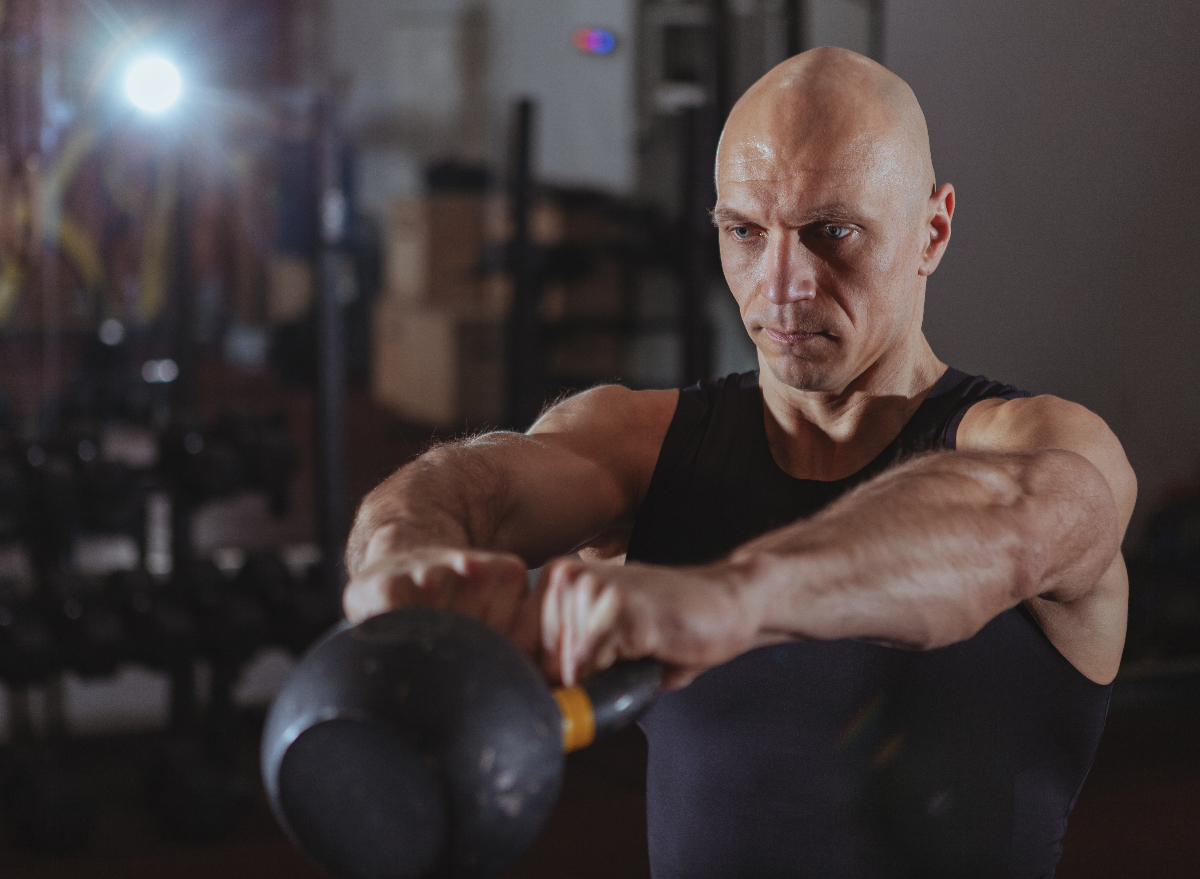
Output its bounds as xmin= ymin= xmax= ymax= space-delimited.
xmin=807 ymin=0 xmax=872 ymax=56
xmin=883 ymin=1 xmax=1200 ymax=533
xmin=488 ymin=0 xmax=636 ymax=194
xmin=329 ymin=0 xmax=637 ymax=216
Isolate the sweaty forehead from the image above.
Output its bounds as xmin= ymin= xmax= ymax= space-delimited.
xmin=716 ymin=49 xmax=933 ymax=205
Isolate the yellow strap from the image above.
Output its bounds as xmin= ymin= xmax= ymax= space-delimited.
xmin=553 ymin=685 xmax=596 ymax=753
xmin=56 ymin=215 xmax=105 ymax=290
xmin=0 ymin=257 xmax=22 ymax=325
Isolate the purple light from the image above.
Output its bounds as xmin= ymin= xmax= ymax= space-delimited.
xmin=572 ymin=27 xmax=617 ymax=56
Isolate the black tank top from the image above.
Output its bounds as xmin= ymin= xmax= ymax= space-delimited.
xmin=627 ymin=368 xmax=1111 ymax=879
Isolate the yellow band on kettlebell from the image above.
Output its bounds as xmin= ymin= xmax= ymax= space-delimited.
xmin=553 ymin=685 xmax=596 ymax=753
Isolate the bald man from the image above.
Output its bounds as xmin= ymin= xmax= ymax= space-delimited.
xmin=346 ymin=48 xmax=1134 ymax=877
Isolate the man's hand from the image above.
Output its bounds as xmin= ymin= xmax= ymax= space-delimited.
xmin=344 ymin=525 xmax=543 ymax=657
xmin=538 ymin=556 xmax=768 ymax=690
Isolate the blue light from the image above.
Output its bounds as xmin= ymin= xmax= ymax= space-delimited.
xmin=572 ymin=28 xmax=617 ymax=56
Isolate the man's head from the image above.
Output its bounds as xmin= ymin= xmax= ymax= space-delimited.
xmin=713 ymin=47 xmax=954 ymax=395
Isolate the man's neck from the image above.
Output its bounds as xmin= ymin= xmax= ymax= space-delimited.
xmin=760 ymin=338 xmax=946 ymax=481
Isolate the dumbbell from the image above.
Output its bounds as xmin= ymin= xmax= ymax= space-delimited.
xmin=108 ymin=569 xmax=201 ymax=675
xmin=22 ymin=443 xmax=79 ymax=568
xmin=76 ymin=455 xmax=144 ymax=535
xmin=216 ymin=412 xmax=297 ymax=516
xmin=237 ymin=551 xmax=341 ymax=654
xmin=160 ymin=423 xmax=245 ymax=503
xmin=262 ymin=607 xmax=662 ymax=879
xmin=0 ymin=583 xmax=96 ymax=855
xmin=0 ymin=455 xmax=28 ymax=544
xmin=0 ymin=582 xmax=65 ymax=690
xmin=40 ymin=571 xmax=131 ymax=678
xmin=160 ymin=413 xmax=296 ymax=513
xmin=114 ymin=564 xmax=259 ymax=841
xmin=172 ymin=560 xmax=270 ymax=663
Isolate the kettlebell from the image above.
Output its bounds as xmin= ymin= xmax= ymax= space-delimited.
xmin=261 ymin=607 xmax=661 ymax=879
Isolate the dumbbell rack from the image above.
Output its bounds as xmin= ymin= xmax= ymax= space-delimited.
xmin=0 ymin=387 xmax=342 ymax=853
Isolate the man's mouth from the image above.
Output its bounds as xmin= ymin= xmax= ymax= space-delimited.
xmin=763 ymin=327 xmax=830 ymax=345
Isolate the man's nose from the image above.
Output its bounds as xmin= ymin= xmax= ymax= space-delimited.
xmin=762 ymin=234 xmax=817 ymax=304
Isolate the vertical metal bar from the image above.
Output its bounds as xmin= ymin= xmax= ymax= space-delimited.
xmin=786 ymin=0 xmax=807 ymax=56
xmin=505 ymin=98 xmax=540 ymax=429
xmin=169 ymin=150 xmax=195 ymax=573
xmin=679 ymin=104 xmax=715 ymax=386
xmin=170 ymin=153 xmax=196 ymax=418
xmin=868 ymin=0 xmax=886 ymax=62
xmin=315 ymin=94 xmax=346 ymax=594
xmin=708 ymin=0 xmax=731 ymax=120
xmin=675 ymin=3 xmax=724 ymax=387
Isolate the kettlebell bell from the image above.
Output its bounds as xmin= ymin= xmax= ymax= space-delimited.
xmin=261 ymin=607 xmax=661 ymax=879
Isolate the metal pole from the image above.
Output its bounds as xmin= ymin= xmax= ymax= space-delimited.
xmin=169 ymin=150 xmax=195 ymax=573
xmin=679 ymin=103 xmax=715 ymax=386
xmin=505 ymin=98 xmax=540 ymax=429
xmin=868 ymin=0 xmax=886 ymax=63
xmin=315 ymin=95 xmax=346 ymax=593
xmin=786 ymin=0 xmax=807 ymax=57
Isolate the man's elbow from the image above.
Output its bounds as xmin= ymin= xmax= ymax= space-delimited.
xmin=1017 ymin=448 xmax=1125 ymax=603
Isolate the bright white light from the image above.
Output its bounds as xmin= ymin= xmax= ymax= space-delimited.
xmin=142 ymin=358 xmax=179 ymax=384
xmin=99 ymin=317 xmax=125 ymax=345
xmin=125 ymin=56 xmax=181 ymax=113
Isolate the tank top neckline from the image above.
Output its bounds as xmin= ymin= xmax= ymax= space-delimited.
xmin=748 ymin=365 xmax=967 ymax=487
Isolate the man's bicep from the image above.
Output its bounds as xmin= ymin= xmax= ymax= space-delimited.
xmin=957 ymin=395 xmax=1137 ymax=532
xmin=501 ymin=385 xmax=678 ymax=563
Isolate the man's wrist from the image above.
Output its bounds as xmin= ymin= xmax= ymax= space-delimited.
xmin=722 ymin=539 xmax=830 ymax=644
xmin=351 ymin=521 xmax=471 ymax=578
xmin=715 ymin=551 xmax=782 ymax=647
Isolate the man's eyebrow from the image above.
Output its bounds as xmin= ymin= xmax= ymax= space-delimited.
xmin=709 ymin=206 xmax=751 ymax=227
xmin=710 ymin=203 xmax=868 ymax=228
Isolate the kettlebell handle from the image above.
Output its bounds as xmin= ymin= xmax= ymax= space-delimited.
xmin=554 ymin=658 xmax=663 ymax=752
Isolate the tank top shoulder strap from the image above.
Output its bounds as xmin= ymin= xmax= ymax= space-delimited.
xmin=650 ymin=371 xmax=761 ymax=482
xmin=911 ymin=366 xmax=1032 ymax=451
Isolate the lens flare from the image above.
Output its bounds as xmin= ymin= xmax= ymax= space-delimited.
xmin=125 ymin=55 xmax=182 ymax=113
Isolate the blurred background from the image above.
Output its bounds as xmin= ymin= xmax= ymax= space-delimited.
xmin=0 ymin=0 xmax=1195 ymax=876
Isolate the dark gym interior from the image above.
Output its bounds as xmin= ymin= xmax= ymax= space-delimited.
xmin=0 ymin=1 xmax=1197 ymax=876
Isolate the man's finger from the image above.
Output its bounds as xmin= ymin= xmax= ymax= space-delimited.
xmin=509 ymin=570 xmax=547 ymax=659
xmin=454 ymin=556 xmax=525 ymax=625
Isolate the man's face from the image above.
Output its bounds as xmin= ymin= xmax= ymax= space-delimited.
xmin=714 ymin=123 xmax=932 ymax=395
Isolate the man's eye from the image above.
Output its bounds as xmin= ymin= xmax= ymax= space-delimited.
xmin=731 ymin=226 xmax=754 ymax=240
xmin=823 ymin=225 xmax=852 ymax=240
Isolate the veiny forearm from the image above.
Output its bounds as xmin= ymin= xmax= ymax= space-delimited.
xmin=729 ymin=449 xmax=1121 ymax=650
xmin=346 ymin=428 xmax=632 ymax=579
xmin=345 ymin=435 xmax=518 ymax=578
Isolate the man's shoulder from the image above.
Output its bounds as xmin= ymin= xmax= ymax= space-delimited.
xmin=526 ymin=385 xmax=682 ymax=512
xmin=959 ymin=393 xmax=1105 ymax=451
xmin=530 ymin=384 xmax=679 ymax=436
xmin=958 ymin=393 xmax=1137 ymax=526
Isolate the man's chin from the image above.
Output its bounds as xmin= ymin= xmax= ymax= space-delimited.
xmin=761 ymin=358 xmax=843 ymax=394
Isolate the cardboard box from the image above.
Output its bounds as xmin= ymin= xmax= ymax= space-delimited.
xmin=540 ymin=255 xmax=627 ymax=323
xmin=384 ymin=194 xmax=499 ymax=307
xmin=530 ymin=198 xmax=624 ymax=246
xmin=372 ymin=299 xmax=506 ymax=426
xmin=266 ymin=255 xmax=314 ymax=323
xmin=485 ymin=195 xmax=625 ymax=247
xmin=545 ymin=331 xmax=627 ymax=383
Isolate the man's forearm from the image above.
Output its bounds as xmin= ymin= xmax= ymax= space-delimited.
xmin=729 ymin=448 xmax=1122 ymax=650
xmin=345 ymin=436 xmax=516 ymax=578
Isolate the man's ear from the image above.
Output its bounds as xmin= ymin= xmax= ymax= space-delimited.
xmin=918 ymin=183 xmax=955 ymax=277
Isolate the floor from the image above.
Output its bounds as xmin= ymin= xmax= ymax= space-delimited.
xmin=0 ymin=696 xmax=1194 ymax=879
